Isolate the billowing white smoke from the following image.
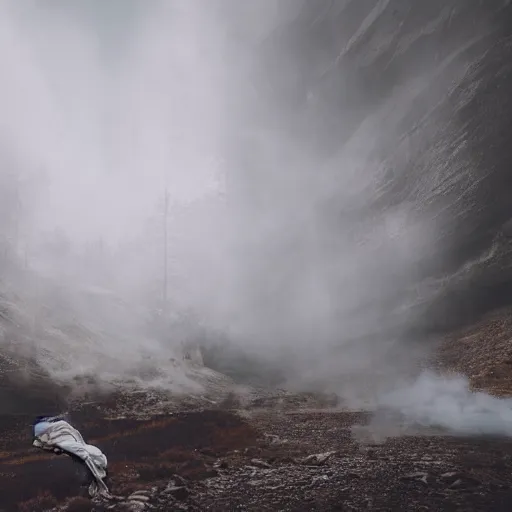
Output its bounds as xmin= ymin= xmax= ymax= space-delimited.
xmin=363 ymin=371 xmax=512 ymax=439
xmin=0 ymin=0 xmax=511 ymax=440
xmin=0 ymin=0 xmax=230 ymax=387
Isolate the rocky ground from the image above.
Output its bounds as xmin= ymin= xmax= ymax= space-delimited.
xmin=1 ymin=307 xmax=512 ymax=511
xmin=2 ymin=379 xmax=512 ymax=512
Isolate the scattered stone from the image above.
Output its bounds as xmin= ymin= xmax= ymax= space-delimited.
xmin=300 ymin=451 xmax=337 ymax=466
xmin=449 ymin=477 xmax=481 ymax=490
xmin=164 ymin=485 xmax=191 ymax=501
xmin=250 ymin=458 xmax=272 ymax=468
xmin=171 ymin=475 xmax=189 ymax=487
xmin=401 ymin=472 xmax=430 ymax=485
xmin=440 ymin=471 xmax=460 ymax=481
xmin=128 ymin=494 xmax=150 ymax=502
xmin=213 ymin=458 xmax=229 ymax=469
xmin=449 ymin=479 xmax=464 ymax=489
xmin=118 ymin=501 xmax=146 ymax=512
xmin=312 ymin=474 xmax=330 ymax=485
xmin=264 ymin=434 xmax=288 ymax=445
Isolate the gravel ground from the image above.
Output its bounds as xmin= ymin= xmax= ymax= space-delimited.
xmin=2 ymin=388 xmax=512 ymax=512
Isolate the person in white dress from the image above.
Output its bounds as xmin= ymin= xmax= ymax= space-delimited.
xmin=32 ymin=415 xmax=110 ymax=498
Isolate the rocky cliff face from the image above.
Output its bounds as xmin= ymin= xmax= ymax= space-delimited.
xmin=228 ymin=0 xmax=512 ymax=347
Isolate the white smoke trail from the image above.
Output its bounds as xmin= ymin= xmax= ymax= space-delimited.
xmin=363 ymin=371 xmax=512 ymax=439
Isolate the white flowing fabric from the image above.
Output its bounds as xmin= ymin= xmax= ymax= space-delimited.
xmin=33 ymin=420 xmax=110 ymax=498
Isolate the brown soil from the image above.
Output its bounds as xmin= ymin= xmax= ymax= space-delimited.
xmin=0 ymin=408 xmax=258 ymax=511
xmin=1 ymin=393 xmax=512 ymax=512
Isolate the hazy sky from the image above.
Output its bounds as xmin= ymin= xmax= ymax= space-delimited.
xmin=1 ymin=0 xmax=224 ymax=243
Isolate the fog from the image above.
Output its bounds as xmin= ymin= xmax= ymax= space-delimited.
xmin=1 ymin=0 xmax=512 ymax=437
xmin=0 ymin=0 xmax=232 ymax=391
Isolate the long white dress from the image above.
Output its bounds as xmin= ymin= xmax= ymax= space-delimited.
xmin=33 ymin=419 xmax=111 ymax=498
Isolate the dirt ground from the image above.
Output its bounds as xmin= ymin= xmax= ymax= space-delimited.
xmin=2 ymin=388 xmax=512 ymax=512
xmin=2 ymin=309 xmax=512 ymax=511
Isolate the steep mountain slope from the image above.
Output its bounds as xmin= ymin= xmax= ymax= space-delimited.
xmin=229 ymin=0 xmax=512 ymax=343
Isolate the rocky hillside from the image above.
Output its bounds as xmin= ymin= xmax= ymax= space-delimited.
xmin=439 ymin=306 xmax=512 ymax=396
xmin=228 ymin=0 xmax=512 ymax=344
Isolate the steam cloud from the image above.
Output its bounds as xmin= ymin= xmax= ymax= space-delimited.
xmin=0 ymin=0 xmax=511 ymax=437
xmin=380 ymin=372 xmax=512 ymax=437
